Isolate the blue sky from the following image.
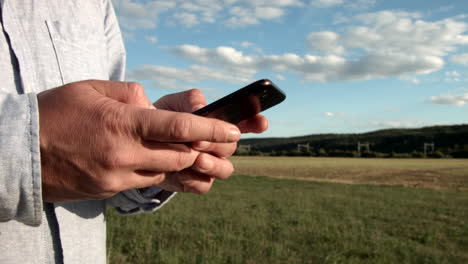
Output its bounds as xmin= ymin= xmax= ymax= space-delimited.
xmin=113 ymin=0 xmax=468 ymax=138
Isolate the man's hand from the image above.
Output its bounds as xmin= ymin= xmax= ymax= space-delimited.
xmin=38 ymin=80 xmax=241 ymax=202
xmin=153 ymin=89 xmax=268 ymax=193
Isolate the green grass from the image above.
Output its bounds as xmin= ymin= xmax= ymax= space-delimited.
xmin=107 ymin=175 xmax=468 ymax=264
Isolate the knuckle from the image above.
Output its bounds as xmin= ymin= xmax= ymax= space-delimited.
xmin=127 ymin=82 xmax=144 ymax=94
xmin=89 ymin=171 xmax=122 ymax=194
xmin=178 ymin=173 xmax=213 ymax=194
xmin=101 ymin=151 xmax=130 ymax=170
xmin=169 ymin=116 xmax=193 ymax=140
xmin=226 ymin=143 xmax=238 ymax=157
xmin=126 ymin=82 xmax=145 ymax=100
xmin=186 ymin=89 xmax=204 ymax=104
xmin=209 ymin=120 xmax=224 ymax=142
xmin=173 ymin=153 xmax=193 ymax=171
xmin=98 ymin=178 xmax=122 ymax=194
xmin=151 ymin=173 xmax=166 ymax=186
xmin=187 ymin=183 xmax=211 ymax=195
xmin=158 ymin=94 xmax=171 ymax=105
xmin=195 ymin=183 xmax=212 ymax=195
xmin=95 ymin=102 xmax=131 ymax=136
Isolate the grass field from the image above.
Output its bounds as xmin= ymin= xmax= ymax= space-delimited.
xmin=107 ymin=157 xmax=468 ymax=263
xmin=231 ymin=157 xmax=468 ymax=190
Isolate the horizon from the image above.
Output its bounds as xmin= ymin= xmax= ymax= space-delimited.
xmin=113 ymin=0 xmax=468 ymax=138
xmin=240 ymin=122 xmax=468 ymax=140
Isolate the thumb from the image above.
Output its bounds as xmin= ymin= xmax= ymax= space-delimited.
xmin=89 ymin=80 xmax=153 ymax=109
xmin=154 ymin=89 xmax=206 ymax=112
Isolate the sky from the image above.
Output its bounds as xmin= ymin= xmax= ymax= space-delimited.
xmin=112 ymin=0 xmax=468 ymax=138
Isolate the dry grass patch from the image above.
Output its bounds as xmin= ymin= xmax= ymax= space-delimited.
xmin=230 ymin=157 xmax=468 ymax=190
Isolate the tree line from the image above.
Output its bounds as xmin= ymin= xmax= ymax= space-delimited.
xmin=236 ymin=124 xmax=468 ymax=158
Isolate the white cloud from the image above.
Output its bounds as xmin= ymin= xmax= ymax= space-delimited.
xmin=177 ymin=1 xmax=223 ymax=24
xmin=446 ymin=71 xmax=461 ymax=77
xmin=255 ymin=7 xmax=284 ymax=19
xmin=226 ymin=6 xmax=261 ymax=27
xmin=121 ymin=31 xmax=136 ymax=41
xmin=254 ymin=0 xmax=304 ymax=5
xmin=169 ymin=44 xmax=443 ymax=82
xmin=324 ymin=112 xmax=335 ymax=117
xmin=451 ymin=53 xmax=468 ymax=65
xmin=307 ymin=31 xmax=346 ymax=54
xmin=119 ymin=7 xmax=467 ymax=85
xmin=234 ymin=41 xmax=264 ymax=54
xmin=371 ymin=121 xmax=425 ymax=129
xmin=144 ymin=35 xmax=158 ymax=44
xmin=127 ymin=64 xmax=250 ymax=87
xmin=430 ymin=93 xmax=468 ymax=106
xmin=310 ymin=0 xmax=375 ymax=9
xmin=345 ymin=0 xmax=376 ymax=9
xmin=171 ymin=45 xmax=256 ymax=70
xmin=443 ymin=71 xmax=462 ymax=82
xmin=231 ymin=0 xmax=304 ymax=7
xmin=333 ymin=13 xmax=350 ymax=24
xmin=225 ymin=5 xmax=289 ymax=27
xmin=275 ymin=74 xmax=286 ymax=81
xmin=432 ymin=5 xmax=455 ymax=14
xmin=240 ymin=41 xmax=253 ymax=47
xmin=399 ymin=76 xmax=421 ymax=84
xmin=240 ymin=41 xmax=253 ymax=48
xmin=444 ymin=78 xmax=462 ymax=83
xmin=112 ymin=0 xmax=176 ymax=30
xmin=172 ymin=12 xmax=200 ymax=27
xmin=113 ymin=0 xmax=304 ymax=30
xmin=304 ymin=11 xmax=467 ymax=80
xmin=310 ymin=0 xmax=344 ymax=8
xmin=343 ymin=11 xmax=468 ymax=57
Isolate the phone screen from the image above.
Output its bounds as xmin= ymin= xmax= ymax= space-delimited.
xmin=193 ymin=79 xmax=286 ymax=124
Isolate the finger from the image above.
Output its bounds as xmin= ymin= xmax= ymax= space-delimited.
xmin=98 ymin=142 xmax=198 ymax=182
xmin=132 ymin=142 xmax=200 ymax=172
xmin=191 ymin=153 xmax=234 ymax=180
xmin=178 ymin=170 xmax=215 ymax=194
xmin=123 ymin=171 xmax=167 ymax=190
xmin=118 ymin=169 xmax=205 ymax=194
xmin=236 ymin=114 xmax=269 ymax=134
xmin=157 ymin=170 xmax=215 ymax=194
xmin=176 ymin=170 xmax=215 ymax=194
xmin=154 ymin=89 xmax=206 ymax=112
xmin=88 ymin=80 xmax=153 ymax=109
xmin=133 ymin=109 xmax=241 ymax=143
xmin=192 ymin=141 xmax=237 ymax=158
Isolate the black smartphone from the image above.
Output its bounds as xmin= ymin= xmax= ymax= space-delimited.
xmin=192 ymin=79 xmax=286 ymax=124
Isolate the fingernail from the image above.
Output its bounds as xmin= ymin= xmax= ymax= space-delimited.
xmin=197 ymin=156 xmax=213 ymax=172
xmin=228 ymin=127 xmax=241 ymax=142
xmin=192 ymin=104 xmax=205 ymax=111
xmin=193 ymin=141 xmax=211 ymax=150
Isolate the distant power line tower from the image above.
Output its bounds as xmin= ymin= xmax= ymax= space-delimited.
xmin=357 ymin=142 xmax=370 ymax=154
xmin=424 ymin=143 xmax=435 ymax=156
xmin=297 ymin=143 xmax=310 ymax=152
xmin=238 ymin=144 xmax=251 ymax=152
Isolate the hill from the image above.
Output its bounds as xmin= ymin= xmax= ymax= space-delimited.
xmin=239 ymin=124 xmax=468 ymax=156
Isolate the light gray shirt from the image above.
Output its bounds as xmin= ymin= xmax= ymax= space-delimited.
xmin=0 ymin=1 xmax=174 ymax=263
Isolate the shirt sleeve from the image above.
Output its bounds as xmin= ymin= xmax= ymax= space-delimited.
xmin=0 ymin=93 xmax=42 ymax=226
xmin=101 ymin=0 xmax=176 ymax=213
xmin=106 ymin=188 xmax=176 ymax=214
xmin=102 ymin=0 xmax=126 ymax=82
